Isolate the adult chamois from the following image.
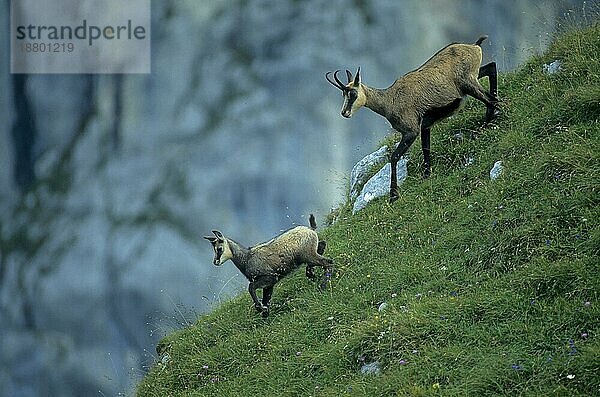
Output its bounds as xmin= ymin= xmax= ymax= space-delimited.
xmin=326 ymin=36 xmax=499 ymax=202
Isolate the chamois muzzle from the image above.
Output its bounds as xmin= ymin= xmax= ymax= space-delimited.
xmin=213 ymin=246 xmax=224 ymax=266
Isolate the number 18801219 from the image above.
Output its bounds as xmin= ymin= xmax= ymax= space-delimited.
xmin=22 ymin=42 xmax=75 ymax=53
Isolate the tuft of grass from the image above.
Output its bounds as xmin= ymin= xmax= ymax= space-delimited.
xmin=137 ymin=24 xmax=600 ymax=396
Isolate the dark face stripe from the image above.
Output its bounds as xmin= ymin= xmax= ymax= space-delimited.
xmin=212 ymin=244 xmax=224 ymax=264
xmin=342 ymin=89 xmax=358 ymax=116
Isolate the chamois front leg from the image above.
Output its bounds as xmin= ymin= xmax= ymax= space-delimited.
xmin=248 ymin=282 xmax=265 ymax=312
xmin=389 ymin=129 xmax=418 ymax=202
xmin=248 ymin=276 xmax=276 ymax=315
xmin=261 ymin=286 xmax=274 ymax=317
xmin=421 ymin=127 xmax=431 ymax=178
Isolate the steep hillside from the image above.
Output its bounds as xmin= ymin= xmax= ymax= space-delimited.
xmin=137 ymin=24 xmax=599 ymax=396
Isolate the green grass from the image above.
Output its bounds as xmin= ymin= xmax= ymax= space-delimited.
xmin=137 ymin=24 xmax=600 ymax=396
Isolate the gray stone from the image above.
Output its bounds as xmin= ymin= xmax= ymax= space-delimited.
xmin=490 ymin=160 xmax=504 ymax=180
xmin=360 ymin=361 xmax=381 ymax=375
xmin=543 ymin=60 xmax=561 ymax=74
xmin=353 ymin=158 xmax=408 ymax=213
xmin=350 ymin=146 xmax=389 ymax=200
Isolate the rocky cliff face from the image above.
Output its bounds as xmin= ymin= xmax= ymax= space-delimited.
xmin=0 ymin=1 xmax=584 ymax=395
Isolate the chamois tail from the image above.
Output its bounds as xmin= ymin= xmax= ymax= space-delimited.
xmin=475 ymin=35 xmax=488 ymax=46
xmin=309 ymin=214 xmax=317 ymax=230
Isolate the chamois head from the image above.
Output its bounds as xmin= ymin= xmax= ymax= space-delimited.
xmin=325 ymin=68 xmax=366 ymax=118
xmin=203 ymin=230 xmax=233 ymax=266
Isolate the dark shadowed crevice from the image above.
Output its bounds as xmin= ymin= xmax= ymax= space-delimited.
xmin=11 ymin=74 xmax=37 ymax=192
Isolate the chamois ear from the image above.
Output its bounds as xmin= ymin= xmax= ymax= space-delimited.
xmin=212 ymin=230 xmax=224 ymax=241
xmin=353 ymin=67 xmax=361 ymax=86
xmin=345 ymin=69 xmax=353 ymax=84
xmin=203 ymin=236 xmax=217 ymax=243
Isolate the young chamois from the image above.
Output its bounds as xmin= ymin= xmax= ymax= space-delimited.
xmin=203 ymin=214 xmax=333 ymax=317
xmin=326 ymin=36 xmax=499 ymax=202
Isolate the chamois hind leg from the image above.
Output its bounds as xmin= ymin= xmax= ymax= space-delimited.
xmin=421 ymin=127 xmax=431 ymax=178
xmin=310 ymin=256 xmax=334 ymax=290
xmin=464 ymin=79 xmax=495 ymax=105
xmin=464 ymin=82 xmax=498 ymax=121
xmin=309 ymin=254 xmax=333 ymax=268
xmin=478 ymin=62 xmax=500 ymax=121
xmin=305 ymin=250 xmax=334 ymax=290
xmin=261 ymin=286 xmax=274 ymax=317
xmin=317 ymin=240 xmax=327 ymax=255
xmin=478 ymin=62 xmax=498 ymax=97
xmin=306 ymin=241 xmax=327 ymax=280
xmin=389 ymin=129 xmax=418 ymax=202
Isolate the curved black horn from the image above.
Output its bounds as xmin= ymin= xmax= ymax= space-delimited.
xmin=345 ymin=69 xmax=353 ymax=83
xmin=326 ymin=71 xmax=344 ymax=90
xmin=353 ymin=67 xmax=361 ymax=86
xmin=333 ymin=70 xmax=347 ymax=89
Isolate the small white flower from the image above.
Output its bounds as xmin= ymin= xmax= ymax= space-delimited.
xmin=327 ymin=316 xmax=334 ymax=321
xmin=567 ymin=374 xmax=575 ymax=380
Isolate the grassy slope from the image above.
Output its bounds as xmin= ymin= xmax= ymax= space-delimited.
xmin=137 ymin=25 xmax=600 ymax=396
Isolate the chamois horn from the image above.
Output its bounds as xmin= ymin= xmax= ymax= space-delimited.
xmin=325 ymin=70 xmax=348 ymax=91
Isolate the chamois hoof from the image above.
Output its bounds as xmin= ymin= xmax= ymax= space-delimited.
xmin=319 ymin=267 xmax=334 ymax=290
xmin=261 ymin=307 xmax=270 ymax=318
xmin=485 ymin=106 xmax=500 ymax=123
xmin=319 ymin=279 xmax=330 ymax=290
xmin=389 ymin=191 xmax=400 ymax=204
